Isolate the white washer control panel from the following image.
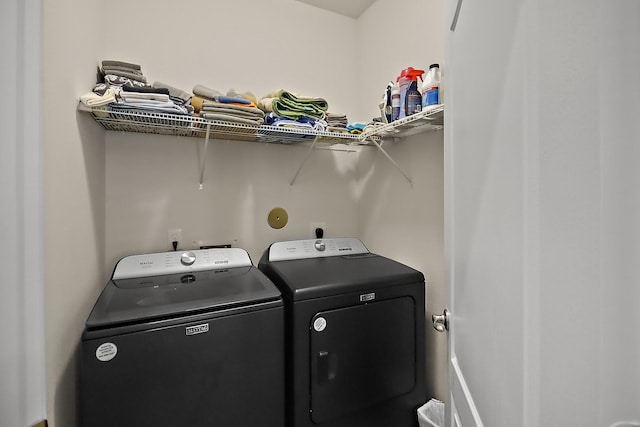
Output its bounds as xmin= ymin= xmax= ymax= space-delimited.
xmin=268 ymin=238 xmax=369 ymax=262
xmin=113 ymin=248 xmax=252 ymax=279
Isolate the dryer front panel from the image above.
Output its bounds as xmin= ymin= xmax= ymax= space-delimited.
xmin=309 ymin=296 xmax=416 ymax=424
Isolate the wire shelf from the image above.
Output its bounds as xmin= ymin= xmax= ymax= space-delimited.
xmin=83 ymin=103 xmax=442 ymax=144
xmin=87 ymin=106 xmax=365 ymax=145
xmin=361 ymin=105 xmax=444 ymax=141
xmin=80 ymin=103 xmax=443 ymax=187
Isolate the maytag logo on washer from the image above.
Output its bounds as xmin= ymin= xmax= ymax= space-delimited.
xmin=186 ymin=323 xmax=209 ymax=336
xmin=360 ymin=292 xmax=376 ymax=302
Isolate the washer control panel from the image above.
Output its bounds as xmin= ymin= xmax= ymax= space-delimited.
xmin=268 ymin=238 xmax=369 ymax=262
xmin=113 ymin=248 xmax=252 ymax=279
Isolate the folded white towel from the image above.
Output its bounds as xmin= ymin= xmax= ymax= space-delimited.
xmin=80 ymin=88 xmax=116 ymax=107
xmin=121 ymin=92 xmax=170 ymax=102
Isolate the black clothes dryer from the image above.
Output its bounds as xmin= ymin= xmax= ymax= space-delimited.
xmin=258 ymin=238 xmax=426 ymax=427
xmin=80 ymin=248 xmax=285 ymax=427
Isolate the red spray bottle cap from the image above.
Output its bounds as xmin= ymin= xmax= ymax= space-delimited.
xmin=400 ymin=67 xmax=425 ymax=81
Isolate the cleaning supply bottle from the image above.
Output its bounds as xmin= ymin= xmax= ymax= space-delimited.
xmin=403 ymin=68 xmax=425 ymax=116
xmin=391 ymin=79 xmax=401 ymax=122
xmin=398 ymin=67 xmax=425 ymax=119
xmin=422 ymin=63 xmax=441 ymax=107
xmin=378 ymin=82 xmax=393 ymax=123
xmin=384 ymin=81 xmax=393 ymax=123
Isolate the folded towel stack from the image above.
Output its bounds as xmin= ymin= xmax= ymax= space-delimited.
xmin=326 ymin=112 xmax=349 ymax=133
xmin=258 ymin=90 xmax=329 ymax=121
xmin=111 ymin=85 xmax=191 ymax=115
xmin=192 ymin=85 xmax=264 ymax=125
xmin=80 ymin=88 xmax=117 ymax=108
xmin=256 ymin=90 xmax=330 ymax=136
xmin=264 ymin=112 xmax=326 ymax=135
xmin=101 ymin=60 xmax=148 ymax=88
xmin=79 ymin=60 xmax=194 ymax=116
xmin=153 ymin=81 xmax=193 ymax=107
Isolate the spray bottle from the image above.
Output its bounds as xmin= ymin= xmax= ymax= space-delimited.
xmin=403 ymin=68 xmax=425 ymax=116
xmin=398 ymin=67 xmax=424 ymax=119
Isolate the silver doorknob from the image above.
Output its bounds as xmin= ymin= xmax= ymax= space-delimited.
xmin=432 ymin=309 xmax=450 ymax=333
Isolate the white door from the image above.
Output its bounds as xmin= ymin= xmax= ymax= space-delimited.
xmin=443 ymin=1 xmax=640 ymax=426
xmin=443 ymin=0 xmax=531 ymax=425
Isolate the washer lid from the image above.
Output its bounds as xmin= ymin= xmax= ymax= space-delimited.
xmin=85 ymin=265 xmax=281 ymax=330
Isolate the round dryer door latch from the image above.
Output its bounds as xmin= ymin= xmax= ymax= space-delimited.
xmin=313 ymin=317 xmax=327 ymax=332
xmin=180 ymin=251 xmax=197 ymax=266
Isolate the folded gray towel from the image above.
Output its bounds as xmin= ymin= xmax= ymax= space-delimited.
xmin=104 ymin=74 xmax=147 ymax=88
xmin=101 ymin=60 xmax=141 ymax=70
xmin=153 ymin=81 xmax=192 ymax=105
xmin=193 ymin=84 xmax=224 ymax=101
xmin=102 ymin=65 xmax=144 ymax=76
xmin=104 ymin=70 xmax=147 ymax=84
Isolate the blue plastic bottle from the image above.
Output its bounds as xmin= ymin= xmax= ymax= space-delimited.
xmin=403 ymin=69 xmax=425 ymax=116
xmin=405 ymin=80 xmax=422 ymax=116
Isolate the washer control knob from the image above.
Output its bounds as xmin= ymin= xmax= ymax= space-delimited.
xmin=180 ymin=251 xmax=197 ymax=266
xmin=314 ymin=240 xmax=326 ymax=252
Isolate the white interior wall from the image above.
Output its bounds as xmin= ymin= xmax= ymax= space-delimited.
xmin=105 ymin=133 xmax=362 ymax=265
xmin=101 ymin=0 xmax=363 ymax=266
xmin=356 ymin=131 xmax=446 ymax=401
xmin=103 ymin=0 xmax=361 ymax=122
xmin=356 ymin=0 xmax=445 ymax=121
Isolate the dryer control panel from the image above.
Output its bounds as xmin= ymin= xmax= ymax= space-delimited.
xmin=268 ymin=238 xmax=369 ymax=262
xmin=112 ymin=248 xmax=252 ymax=279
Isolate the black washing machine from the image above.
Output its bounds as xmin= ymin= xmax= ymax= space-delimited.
xmin=80 ymin=248 xmax=285 ymax=427
xmin=258 ymin=238 xmax=426 ymax=427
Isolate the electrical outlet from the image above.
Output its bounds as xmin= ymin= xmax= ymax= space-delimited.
xmin=310 ymin=222 xmax=326 ymax=238
xmin=167 ymin=228 xmax=183 ymax=250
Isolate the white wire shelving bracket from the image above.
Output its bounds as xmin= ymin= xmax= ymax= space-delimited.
xmin=79 ymin=103 xmax=443 ymax=187
xmin=359 ymin=105 xmax=444 ymax=185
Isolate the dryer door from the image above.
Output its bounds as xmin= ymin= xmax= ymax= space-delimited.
xmin=310 ymin=296 xmax=416 ymax=424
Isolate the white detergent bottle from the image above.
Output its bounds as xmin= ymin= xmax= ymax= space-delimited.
xmin=422 ymin=63 xmax=441 ymax=107
xmin=391 ymin=79 xmax=401 ymax=121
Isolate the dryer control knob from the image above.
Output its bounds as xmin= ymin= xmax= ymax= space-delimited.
xmin=314 ymin=240 xmax=326 ymax=251
xmin=180 ymin=251 xmax=197 ymax=266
